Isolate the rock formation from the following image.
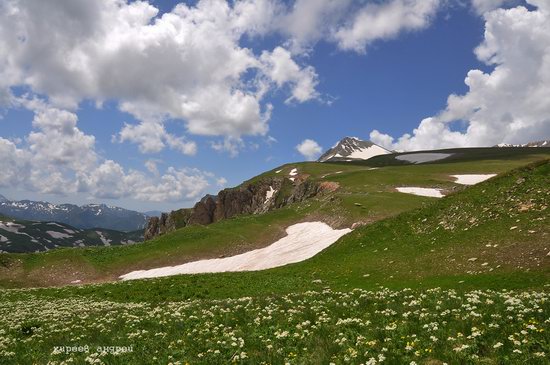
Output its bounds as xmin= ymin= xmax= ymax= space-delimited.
xmin=144 ymin=175 xmax=337 ymax=241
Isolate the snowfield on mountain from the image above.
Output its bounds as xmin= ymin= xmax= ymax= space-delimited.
xmin=451 ymin=174 xmax=497 ymax=185
xmin=395 ymin=152 xmax=453 ymax=164
xmin=120 ymin=222 xmax=351 ymax=280
xmin=395 ymin=187 xmax=445 ymax=198
xmin=318 ymin=137 xmax=390 ymax=162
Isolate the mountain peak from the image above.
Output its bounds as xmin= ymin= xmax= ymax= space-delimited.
xmin=318 ymin=137 xmax=391 ymax=162
xmin=0 ymin=194 xmax=8 ymax=202
xmin=495 ymin=139 xmax=550 ymax=148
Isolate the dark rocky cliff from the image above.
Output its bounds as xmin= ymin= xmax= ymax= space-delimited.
xmin=144 ymin=175 xmax=338 ymax=241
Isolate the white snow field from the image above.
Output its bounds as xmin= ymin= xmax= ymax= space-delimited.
xmin=451 ymin=174 xmax=497 ymax=185
xmin=120 ymin=222 xmax=351 ymax=281
xmin=289 ymin=168 xmax=298 ymax=181
xmin=46 ymin=231 xmax=72 ymax=239
xmin=264 ymin=186 xmax=276 ymax=204
xmin=396 ymin=187 xmax=445 ymax=198
xmin=395 ymin=152 xmax=452 ymax=164
xmin=347 ymin=145 xmax=391 ymax=160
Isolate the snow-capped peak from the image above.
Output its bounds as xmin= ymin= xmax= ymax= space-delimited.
xmin=318 ymin=137 xmax=391 ymax=162
xmin=495 ymin=139 xmax=549 ymax=148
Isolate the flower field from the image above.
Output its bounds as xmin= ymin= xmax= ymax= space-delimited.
xmin=0 ymin=287 xmax=548 ymax=364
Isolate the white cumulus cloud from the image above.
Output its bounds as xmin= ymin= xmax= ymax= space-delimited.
xmin=0 ymin=100 xmax=215 ymax=203
xmin=331 ymin=0 xmax=441 ymax=53
xmin=0 ymin=0 xmax=320 ymax=156
xmin=370 ymin=1 xmax=550 ymax=151
xmin=296 ymin=139 xmax=323 ymax=160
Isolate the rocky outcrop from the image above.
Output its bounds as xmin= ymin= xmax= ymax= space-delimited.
xmin=144 ymin=208 xmax=193 ymax=241
xmin=144 ymin=175 xmax=338 ymax=241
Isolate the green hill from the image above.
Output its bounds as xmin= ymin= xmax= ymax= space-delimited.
xmin=1 ymin=148 xmax=548 ymax=288
xmin=0 ymin=215 xmax=143 ymax=253
xmin=0 ymin=152 xmax=548 ymax=364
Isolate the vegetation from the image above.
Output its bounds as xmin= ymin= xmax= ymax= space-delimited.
xmin=1 ymin=288 xmax=548 ymax=364
xmin=1 ymin=148 xmax=547 ymax=287
xmin=0 ymin=149 xmax=548 ymax=364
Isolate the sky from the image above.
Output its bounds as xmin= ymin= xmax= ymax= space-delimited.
xmin=0 ymin=0 xmax=549 ymax=212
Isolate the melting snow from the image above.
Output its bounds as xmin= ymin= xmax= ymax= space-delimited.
xmin=47 ymin=222 xmax=66 ymax=228
xmin=0 ymin=221 xmax=26 ymax=233
xmin=0 ymin=235 xmax=7 ymax=242
xmin=289 ymin=168 xmax=298 ymax=176
xmin=120 ymin=222 xmax=351 ymax=280
xmin=451 ymin=174 xmax=497 ymax=185
xmin=275 ymin=169 xmax=282 ymax=174
xmin=0 ymin=221 xmax=36 ymax=240
xmin=395 ymin=153 xmax=452 ymax=164
xmin=264 ymin=186 xmax=276 ymax=204
xmin=347 ymin=145 xmax=391 ymax=160
xmin=46 ymin=231 xmax=72 ymax=239
xmin=396 ymin=187 xmax=445 ymax=198
xmin=96 ymin=231 xmax=112 ymax=246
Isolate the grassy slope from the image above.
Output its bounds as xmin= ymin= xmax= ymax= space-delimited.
xmin=5 ymin=159 xmax=548 ymax=303
xmin=1 ymin=150 xmax=547 ymax=288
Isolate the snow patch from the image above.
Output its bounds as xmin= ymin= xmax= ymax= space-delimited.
xmin=396 ymin=187 xmax=445 ymax=198
xmin=275 ymin=169 xmax=282 ymax=174
xmin=0 ymin=221 xmax=26 ymax=233
xmin=47 ymin=222 xmax=66 ymax=227
xmin=0 ymin=235 xmax=7 ymax=242
xmin=120 ymin=222 xmax=351 ymax=280
xmin=451 ymin=174 xmax=497 ymax=185
xmin=289 ymin=168 xmax=298 ymax=176
xmin=96 ymin=231 xmax=112 ymax=246
xmin=347 ymin=145 xmax=391 ymax=160
xmin=47 ymin=231 xmax=72 ymax=239
xmin=264 ymin=186 xmax=276 ymax=204
xmin=395 ymin=153 xmax=452 ymax=164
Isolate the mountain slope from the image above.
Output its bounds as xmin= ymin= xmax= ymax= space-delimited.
xmin=0 ymin=147 xmax=548 ymax=287
xmin=0 ymin=215 xmax=142 ymax=253
xmin=0 ymin=200 xmax=148 ymax=231
xmin=318 ymin=136 xmax=391 ymax=162
xmin=1 ymin=161 xmax=548 ymax=365
xmin=495 ymin=139 xmax=549 ymax=147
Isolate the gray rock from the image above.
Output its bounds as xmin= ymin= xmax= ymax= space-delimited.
xmin=144 ymin=176 xmax=335 ymax=241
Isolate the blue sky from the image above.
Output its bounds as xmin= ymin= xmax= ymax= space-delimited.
xmin=0 ymin=0 xmax=548 ymax=212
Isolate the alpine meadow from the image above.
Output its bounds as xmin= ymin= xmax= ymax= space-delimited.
xmin=0 ymin=1 xmax=549 ymax=364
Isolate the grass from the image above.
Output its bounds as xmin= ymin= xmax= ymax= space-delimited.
xmin=1 ymin=158 xmax=546 ymax=302
xmin=0 ymin=288 xmax=548 ymax=364
xmin=0 ymin=152 xmax=548 ymax=364
xmin=0 ymin=149 xmax=548 ymax=288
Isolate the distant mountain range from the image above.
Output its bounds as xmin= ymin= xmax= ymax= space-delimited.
xmin=319 ymin=137 xmax=550 ymax=163
xmin=0 ymin=214 xmax=143 ymax=253
xmin=496 ymin=140 xmax=549 ymax=148
xmin=318 ymin=137 xmax=391 ymax=162
xmin=0 ymin=199 xmax=149 ymax=232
